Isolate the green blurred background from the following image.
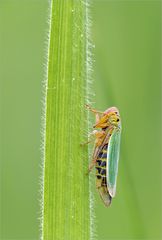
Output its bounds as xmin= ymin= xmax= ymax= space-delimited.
xmin=0 ymin=0 xmax=161 ymax=239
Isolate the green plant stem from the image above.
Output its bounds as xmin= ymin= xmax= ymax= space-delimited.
xmin=43 ymin=1 xmax=90 ymax=239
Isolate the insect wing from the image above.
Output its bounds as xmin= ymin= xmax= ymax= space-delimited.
xmin=98 ymin=186 xmax=112 ymax=207
xmin=107 ymin=127 xmax=121 ymax=198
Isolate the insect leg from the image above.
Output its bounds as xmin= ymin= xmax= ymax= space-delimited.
xmin=88 ymin=130 xmax=106 ymax=172
xmin=80 ymin=139 xmax=93 ymax=146
xmin=88 ymin=144 xmax=101 ymax=173
xmin=80 ymin=130 xmax=99 ymax=146
xmin=86 ymin=104 xmax=105 ymax=124
xmin=85 ymin=104 xmax=104 ymax=114
xmin=88 ymin=158 xmax=97 ymax=172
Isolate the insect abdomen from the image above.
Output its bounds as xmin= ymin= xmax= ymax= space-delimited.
xmin=96 ymin=143 xmax=108 ymax=185
xmin=95 ymin=143 xmax=112 ymax=207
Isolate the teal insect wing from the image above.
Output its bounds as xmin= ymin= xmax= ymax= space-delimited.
xmin=107 ymin=127 xmax=121 ymax=198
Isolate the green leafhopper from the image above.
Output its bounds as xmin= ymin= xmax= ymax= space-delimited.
xmin=86 ymin=105 xmax=121 ymax=207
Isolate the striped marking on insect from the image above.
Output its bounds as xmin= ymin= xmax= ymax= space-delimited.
xmin=85 ymin=105 xmax=122 ymax=207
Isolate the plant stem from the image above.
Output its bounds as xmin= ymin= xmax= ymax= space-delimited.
xmin=42 ymin=1 xmax=91 ymax=239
